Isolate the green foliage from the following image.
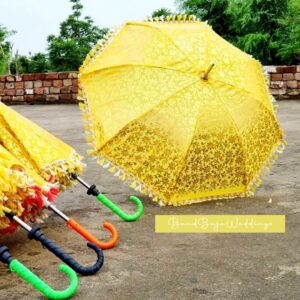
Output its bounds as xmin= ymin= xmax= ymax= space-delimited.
xmin=152 ymin=8 xmax=173 ymax=18
xmin=47 ymin=0 xmax=107 ymax=71
xmin=10 ymin=53 xmax=50 ymax=74
xmin=0 ymin=25 xmax=14 ymax=75
xmin=177 ymin=0 xmax=233 ymax=38
xmin=176 ymin=0 xmax=300 ymax=65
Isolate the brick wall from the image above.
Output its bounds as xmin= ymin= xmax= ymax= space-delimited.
xmin=0 ymin=67 xmax=299 ymax=104
xmin=264 ymin=65 xmax=300 ymax=99
xmin=0 ymin=72 xmax=78 ymax=104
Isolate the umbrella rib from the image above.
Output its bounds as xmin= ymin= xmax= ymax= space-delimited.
xmin=97 ymin=78 xmax=201 ymax=152
xmin=81 ymin=63 xmax=197 ymax=79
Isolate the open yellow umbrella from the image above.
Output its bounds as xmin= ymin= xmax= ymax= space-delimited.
xmin=78 ymin=15 xmax=285 ymax=206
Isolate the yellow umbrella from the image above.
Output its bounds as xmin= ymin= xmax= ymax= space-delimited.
xmin=0 ymin=102 xmax=83 ymax=188
xmin=78 ymin=15 xmax=285 ymax=206
xmin=0 ymin=145 xmax=57 ymax=234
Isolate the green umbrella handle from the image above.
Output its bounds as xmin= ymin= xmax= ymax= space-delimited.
xmin=71 ymin=174 xmax=144 ymax=222
xmin=97 ymin=194 xmax=143 ymax=222
xmin=9 ymin=260 xmax=78 ymax=300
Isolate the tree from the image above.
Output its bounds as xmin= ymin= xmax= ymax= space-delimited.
xmin=0 ymin=24 xmax=15 ymax=75
xmin=10 ymin=52 xmax=50 ymax=74
xmin=152 ymin=8 xmax=173 ymax=18
xmin=227 ymin=0 xmax=289 ymax=64
xmin=276 ymin=0 xmax=300 ymax=64
xmin=176 ymin=0 xmax=233 ymax=38
xmin=47 ymin=0 xmax=107 ymax=71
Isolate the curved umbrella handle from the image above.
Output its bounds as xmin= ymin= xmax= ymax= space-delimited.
xmin=67 ymin=219 xmax=118 ymax=249
xmin=28 ymin=225 xmax=104 ymax=276
xmin=97 ymin=194 xmax=144 ymax=222
xmin=70 ymin=174 xmax=144 ymax=222
xmin=0 ymin=246 xmax=78 ymax=300
xmin=10 ymin=260 xmax=78 ymax=300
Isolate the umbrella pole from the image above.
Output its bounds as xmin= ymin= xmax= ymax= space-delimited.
xmin=0 ymin=245 xmax=78 ymax=299
xmin=201 ymin=63 xmax=215 ymax=80
xmin=4 ymin=211 xmax=104 ymax=276
xmin=71 ymin=173 xmax=144 ymax=222
xmin=44 ymin=200 xmax=118 ymax=249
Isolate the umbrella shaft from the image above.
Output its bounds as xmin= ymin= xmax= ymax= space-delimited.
xmin=48 ymin=204 xmax=69 ymax=222
xmin=13 ymin=215 xmax=32 ymax=232
xmin=76 ymin=176 xmax=91 ymax=189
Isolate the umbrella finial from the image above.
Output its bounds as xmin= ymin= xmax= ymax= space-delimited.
xmin=201 ymin=63 xmax=215 ymax=80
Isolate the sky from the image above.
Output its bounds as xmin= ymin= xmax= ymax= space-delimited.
xmin=0 ymin=0 xmax=177 ymax=55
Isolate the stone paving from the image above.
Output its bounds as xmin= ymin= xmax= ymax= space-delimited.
xmin=0 ymin=101 xmax=299 ymax=300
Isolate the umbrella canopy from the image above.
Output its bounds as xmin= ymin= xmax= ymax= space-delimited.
xmin=78 ymin=16 xmax=285 ymax=206
xmin=0 ymin=103 xmax=83 ymax=188
xmin=0 ymin=145 xmax=58 ymax=234
xmin=0 ymin=102 xmax=83 ymax=233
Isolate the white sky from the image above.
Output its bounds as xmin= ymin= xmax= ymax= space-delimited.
xmin=0 ymin=0 xmax=177 ymax=55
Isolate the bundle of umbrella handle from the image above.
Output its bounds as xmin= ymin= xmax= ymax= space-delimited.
xmin=0 ymin=245 xmax=78 ymax=299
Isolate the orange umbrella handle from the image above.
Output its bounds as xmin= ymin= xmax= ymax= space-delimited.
xmin=67 ymin=219 xmax=118 ymax=249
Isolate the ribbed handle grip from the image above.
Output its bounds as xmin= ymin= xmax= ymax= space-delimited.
xmin=97 ymin=194 xmax=144 ymax=222
xmin=10 ymin=259 xmax=78 ymax=300
xmin=28 ymin=225 xmax=104 ymax=276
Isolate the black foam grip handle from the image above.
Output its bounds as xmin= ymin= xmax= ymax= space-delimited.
xmin=28 ymin=225 xmax=104 ymax=276
xmin=0 ymin=246 xmax=13 ymax=264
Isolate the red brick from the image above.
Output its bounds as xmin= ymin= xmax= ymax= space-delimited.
xmin=46 ymin=94 xmax=59 ymax=102
xmin=283 ymin=73 xmax=294 ymax=80
xmin=33 ymin=95 xmax=46 ymax=101
xmin=45 ymin=73 xmax=59 ymax=80
xmin=0 ymin=76 xmax=5 ymax=82
xmin=23 ymin=74 xmax=36 ymax=81
xmin=282 ymin=66 xmax=297 ymax=73
xmin=34 ymin=88 xmax=44 ymax=95
xmin=53 ymin=80 xmax=63 ymax=88
xmin=58 ymin=72 xmax=69 ymax=79
xmin=71 ymin=85 xmax=78 ymax=93
xmin=4 ymin=89 xmax=15 ymax=96
xmin=72 ymin=94 xmax=78 ymax=101
xmin=0 ymin=89 xmax=4 ymax=96
xmin=298 ymin=82 xmax=300 ymax=89
xmin=24 ymin=95 xmax=34 ymax=102
xmin=15 ymin=81 xmax=24 ymax=88
xmin=2 ymin=96 xmax=12 ymax=102
xmin=12 ymin=96 xmax=24 ymax=102
xmin=34 ymin=73 xmax=46 ymax=80
xmin=60 ymin=94 xmax=72 ymax=101
xmin=271 ymin=74 xmax=282 ymax=81
xmin=43 ymin=80 xmax=52 ymax=87
xmin=0 ymin=82 xmax=4 ymax=89
xmin=6 ymin=75 xmax=15 ymax=82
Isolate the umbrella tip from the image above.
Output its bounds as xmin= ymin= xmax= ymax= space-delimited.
xmin=201 ymin=63 xmax=215 ymax=80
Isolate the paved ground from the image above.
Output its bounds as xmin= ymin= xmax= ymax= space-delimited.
xmin=0 ymin=101 xmax=299 ymax=300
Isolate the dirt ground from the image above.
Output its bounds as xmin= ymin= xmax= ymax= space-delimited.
xmin=0 ymin=100 xmax=299 ymax=300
